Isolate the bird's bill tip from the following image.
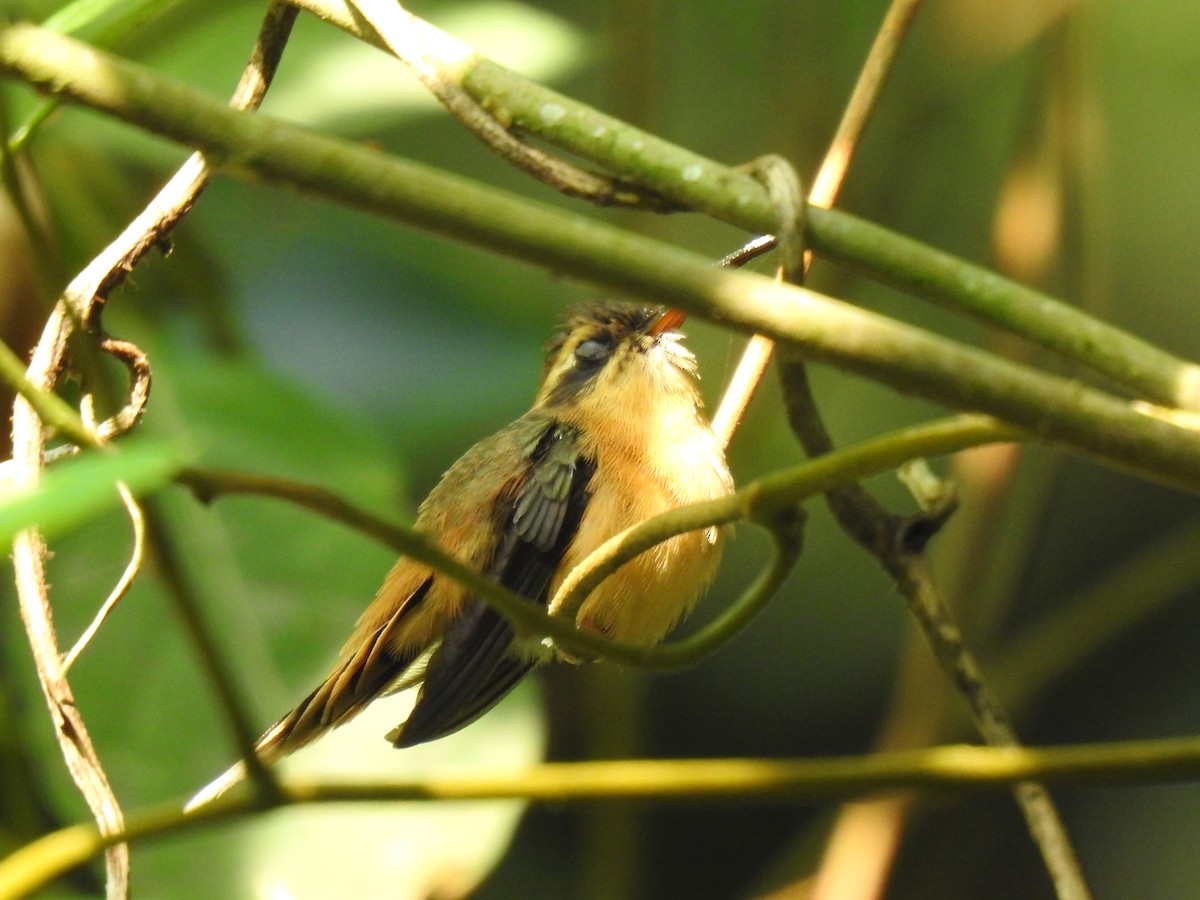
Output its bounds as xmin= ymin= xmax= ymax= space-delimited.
xmin=647 ymin=307 xmax=687 ymax=335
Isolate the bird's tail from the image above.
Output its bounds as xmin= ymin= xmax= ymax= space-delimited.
xmin=184 ymin=633 xmax=413 ymax=813
xmin=184 ymin=599 xmax=431 ymax=813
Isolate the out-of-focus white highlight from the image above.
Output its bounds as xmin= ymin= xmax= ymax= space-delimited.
xmin=266 ymin=3 xmax=587 ymax=130
xmin=233 ymin=682 xmax=544 ymax=900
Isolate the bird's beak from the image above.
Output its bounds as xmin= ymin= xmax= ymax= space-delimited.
xmin=646 ymin=308 xmax=687 ymax=335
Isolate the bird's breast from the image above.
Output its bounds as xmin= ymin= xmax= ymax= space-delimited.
xmin=550 ymin=408 xmax=733 ymax=647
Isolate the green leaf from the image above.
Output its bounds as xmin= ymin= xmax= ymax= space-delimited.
xmin=220 ymin=692 xmax=545 ymax=900
xmin=40 ymin=0 xmax=187 ymax=41
xmin=0 ymin=439 xmax=181 ymax=543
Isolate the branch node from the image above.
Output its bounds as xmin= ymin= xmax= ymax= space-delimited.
xmin=894 ymin=458 xmax=959 ymax=554
xmin=738 ymin=154 xmax=806 ymax=282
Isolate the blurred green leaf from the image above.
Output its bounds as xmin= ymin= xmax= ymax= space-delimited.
xmin=0 ymin=439 xmax=180 ymax=543
xmin=223 ymin=693 xmax=544 ymax=900
xmin=40 ymin=0 xmax=184 ymax=41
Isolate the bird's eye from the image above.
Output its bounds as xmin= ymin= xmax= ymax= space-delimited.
xmin=574 ymin=338 xmax=611 ymax=366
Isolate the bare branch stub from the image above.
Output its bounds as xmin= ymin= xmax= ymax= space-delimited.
xmin=93 ymin=337 xmax=152 ymax=441
xmin=710 ymin=156 xmax=807 ymax=445
xmin=719 ymin=234 xmax=778 ymax=269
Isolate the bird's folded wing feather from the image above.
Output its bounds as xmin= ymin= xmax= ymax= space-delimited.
xmin=391 ymin=421 xmax=595 ymax=747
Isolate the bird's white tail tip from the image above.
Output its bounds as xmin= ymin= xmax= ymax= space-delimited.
xmin=183 ymin=760 xmax=247 ymax=813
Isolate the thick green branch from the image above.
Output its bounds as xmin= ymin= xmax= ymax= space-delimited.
xmin=4 ymin=25 xmax=1200 ymax=492
xmin=294 ymin=0 xmax=1200 ymax=411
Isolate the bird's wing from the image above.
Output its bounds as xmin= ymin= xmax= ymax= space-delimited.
xmin=390 ymin=421 xmax=594 ymax=747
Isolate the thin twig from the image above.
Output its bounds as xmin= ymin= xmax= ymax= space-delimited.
xmin=813 ymin=18 xmax=1095 ymax=893
xmin=779 ymin=361 xmax=1091 ymax=899
xmin=710 ymin=155 xmax=806 ymax=444
xmin=808 ymin=0 xmax=925 ymax=207
xmin=177 ymin=466 xmax=421 ymax=554
xmin=138 ymin=496 xmax=284 ymax=806
xmin=901 ymin=556 xmax=1090 ymax=900
xmin=57 ymin=398 xmax=149 ymax=676
xmin=60 ymin=484 xmax=144 ymax=674
xmin=718 ymin=234 xmax=778 ymax=269
xmin=811 ymin=8 xmax=1099 ymax=900
xmin=5 ymin=6 xmax=299 ymax=896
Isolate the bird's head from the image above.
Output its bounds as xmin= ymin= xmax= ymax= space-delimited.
xmin=533 ymin=303 xmax=702 ymax=418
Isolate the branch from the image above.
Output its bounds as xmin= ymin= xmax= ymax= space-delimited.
xmin=292 ymin=0 xmax=1200 ymax=411
xmin=9 ymin=734 xmax=1200 ymax=899
xmin=2 ymin=24 xmax=1199 ymax=493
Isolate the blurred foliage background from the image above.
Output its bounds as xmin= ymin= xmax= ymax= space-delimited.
xmin=2 ymin=0 xmax=1200 ymax=898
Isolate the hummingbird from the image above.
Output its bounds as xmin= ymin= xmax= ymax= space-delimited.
xmin=188 ymin=302 xmax=733 ymax=808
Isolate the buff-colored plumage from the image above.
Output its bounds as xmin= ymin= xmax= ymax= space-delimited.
xmin=187 ymin=303 xmax=732 ymax=810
